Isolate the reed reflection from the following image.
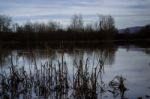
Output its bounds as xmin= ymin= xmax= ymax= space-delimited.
xmin=0 ymin=46 xmax=126 ymax=99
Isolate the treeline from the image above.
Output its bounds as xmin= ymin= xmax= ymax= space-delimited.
xmin=0 ymin=14 xmax=149 ymax=42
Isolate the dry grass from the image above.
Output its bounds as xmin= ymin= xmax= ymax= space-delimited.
xmin=0 ymin=53 xmax=127 ymax=99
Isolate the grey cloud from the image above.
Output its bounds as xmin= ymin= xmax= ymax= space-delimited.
xmin=0 ymin=0 xmax=149 ymax=28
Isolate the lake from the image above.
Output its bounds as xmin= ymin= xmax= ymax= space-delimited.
xmin=0 ymin=44 xmax=150 ymax=99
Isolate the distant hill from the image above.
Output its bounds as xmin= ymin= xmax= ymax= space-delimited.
xmin=118 ymin=26 xmax=143 ymax=33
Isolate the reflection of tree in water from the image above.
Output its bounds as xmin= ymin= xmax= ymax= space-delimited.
xmin=0 ymin=47 xmax=11 ymax=66
xmin=61 ymin=47 xmax=118 ymax=98
xmin=18 ymin=49 xmax=57 ymax=60
xmin=94 ymin=47 xmax=116 ymax=65
xmin=0 ymin=47 xmax=129 ymax=99
xmin=144 ymin=48 xmax=150 ymax=56
xmin=92 ymin=47 xmax=117 ymax=98
xmin=66 ymin=46 xmax=116 ymax=66
xmin=0 ymin=46 xmax=117 ymax=71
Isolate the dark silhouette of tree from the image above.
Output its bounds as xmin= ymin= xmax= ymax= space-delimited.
xmin=23 ymin=22 xmax=33 ymax=33
xmin=0 ymin=15 xmax=12 ymax=32
xmin=96 ymin=15 xmax=116 ymax=32
xmin=84 ymin=24 xmax=93 ymax=32
xmin=138 ymin=24 xmax=150 ymax=38
xmin=69 ymin=14 xmax=84 ymax=32
xmin=47 ymin=21 xmax=61 ymax=32
xmin=0 ymin=14 xmax=149 ymax=43
xmin=16 ymin=25 xmax=24 ymax=33
xmin=12 ymin=23 xmax=19 ymax=33
xmin=94 ymin=15 xmax=117 ymax=39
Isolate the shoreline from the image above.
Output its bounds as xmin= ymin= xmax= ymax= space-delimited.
xmin=0 ymin=39 xmax=150 ymax=50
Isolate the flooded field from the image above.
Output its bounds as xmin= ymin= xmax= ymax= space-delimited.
xmin=0 ymin=44 xmax=150 ymax=99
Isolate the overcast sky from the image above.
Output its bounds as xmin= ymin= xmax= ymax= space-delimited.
xmin=0 ymin=0 xmax=150 ymax=29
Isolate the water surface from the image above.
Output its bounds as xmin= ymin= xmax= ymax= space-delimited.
xmin=0 ymin=45 xmax=150 ymax=99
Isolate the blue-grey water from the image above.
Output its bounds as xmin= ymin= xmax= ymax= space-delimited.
xmin=0 ymin=46 xmax=150 ymax=99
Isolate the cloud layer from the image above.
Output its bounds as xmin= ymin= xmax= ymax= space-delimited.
xmin=0 ymin=0 xmax=150 ymax=28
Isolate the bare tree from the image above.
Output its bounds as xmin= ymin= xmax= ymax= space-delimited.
xmin=47 ymin=21 xmax=61 ymax=32
xmin=0 ymin=15 xmax=12 ymax=32
xmin=32 ymin=22 xmax=42 ymax=33
xmin=97 ymin=15 xmax=115 ymax=32
xmin=85 ymin=23 xmax=93 ymax=32
xmin=12 ymin=23 xmax=19 ymax=33
xmin=69 ymin=14 xmax=84 ymax=32
xmin=23 ymin=22 xmax=33 ymax=33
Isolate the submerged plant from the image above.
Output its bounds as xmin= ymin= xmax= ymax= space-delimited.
xmin=109 ymin=75 xmax=127 ymax=98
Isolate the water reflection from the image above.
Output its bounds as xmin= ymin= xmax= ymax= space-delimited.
xmin=0 ymin=45 xmax=150 ymax=99
xmin=0 ymin=46 xmax=11 ymax=66
xmin=0 ymin=46 xmax=117 ymax=68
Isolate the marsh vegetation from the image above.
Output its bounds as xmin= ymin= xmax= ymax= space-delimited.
xmin=0 ymin=44 xmax=150 ymax=99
